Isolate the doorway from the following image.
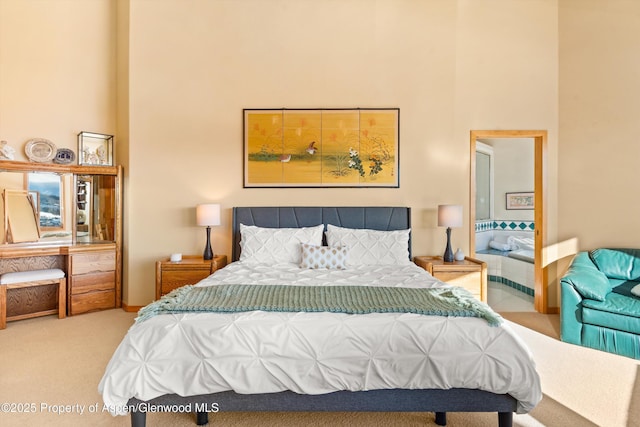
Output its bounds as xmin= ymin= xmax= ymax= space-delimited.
xmin=470 ymin=130 xmax=547 ymax=313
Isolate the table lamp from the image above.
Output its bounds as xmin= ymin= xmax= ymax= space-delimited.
xmin=196 ymin=203 xmax=220 ymax=260
xmin=437 ymin=204 xmax=463 ymax=262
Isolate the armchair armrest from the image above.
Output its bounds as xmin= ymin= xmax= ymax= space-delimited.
xmin=560 ymin=277 xmax=584 ymax=345
xmin=560 ymin=251 xmax=612 ymax=344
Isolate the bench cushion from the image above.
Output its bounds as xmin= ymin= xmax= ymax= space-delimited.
xmin=0 ymin=269 xmax=65 ymax=285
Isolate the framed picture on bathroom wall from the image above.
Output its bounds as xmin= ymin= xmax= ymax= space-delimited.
xmin=506 ymin=192 xmax=534 ymax=210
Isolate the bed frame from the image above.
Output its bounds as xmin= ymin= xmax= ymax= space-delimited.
xmin=127 ymin=207 xmax=517 ymax=427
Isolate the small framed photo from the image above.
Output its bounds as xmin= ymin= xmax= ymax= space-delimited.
xmin=506 ymin=192 xmax=534 ymax=210
xmin=78 ymin=131 xmax=114 ymax=166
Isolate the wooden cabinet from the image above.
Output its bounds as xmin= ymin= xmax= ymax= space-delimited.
xmin=156 ymin=255 xmax=228 ymax=299
xmin=414 ymin=256 xmax=487 ymax=302
xmin=0 ymin=160 xmax=123 ymax=317
xmin=67 ymin=248 xmax=117 ymax=315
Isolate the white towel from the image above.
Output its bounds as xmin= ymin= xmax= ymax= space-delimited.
xmin=632 ymin=284 xmax=640 ymax=298
xmin=492 ymin=235 xmax=513 ymax=245
xmin=489 ymin=241 xmax=512 ymax=251
xmin=510 ymin=236 xmax=535 ymax=250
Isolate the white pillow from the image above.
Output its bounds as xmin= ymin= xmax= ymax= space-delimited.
xmin=300 ymin=244 xmax=348 ymax=270
xmin=239 ymin=224 xmax=323 ymax=264
xmin=325 ymin=224 xmax=410 ymax=266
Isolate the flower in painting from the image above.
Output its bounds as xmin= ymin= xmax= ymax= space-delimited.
xmin=369 ymin=156 xmax=382 ymax=175
xmin=348 ymin=147 xmax=383 ymax=178
xmin=348 ymin=147 xmax=365 ymax=177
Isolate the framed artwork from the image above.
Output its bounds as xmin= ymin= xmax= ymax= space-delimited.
xmin=243 ymin=108 xmax=399 ymax=188
xmin=506 ymin=192 xmax=534 ymax=210
xmin=78 ymin=131 xmax=114 ymax=166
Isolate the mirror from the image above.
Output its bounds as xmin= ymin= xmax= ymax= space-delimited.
xmin=0 ymin=170 xmax=73 ymax=244
xmin=26 ymin=172 xmax=65 ymax=230
xmin=76 ymin=174 xmax=116 ymax=243
xmin=475 ymin=142 xmax=493 ymax=221
xmin=0 ymin=163 xmax=119 ymax=246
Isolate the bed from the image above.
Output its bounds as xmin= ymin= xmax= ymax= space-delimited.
xmin=99 ymin=206 xmax=541 ymax=427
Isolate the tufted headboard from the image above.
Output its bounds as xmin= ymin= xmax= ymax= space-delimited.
xmin=231 ymin=206 xmax=411 ymax=262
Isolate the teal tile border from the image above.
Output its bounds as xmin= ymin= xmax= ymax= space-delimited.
xmin=475 ymin=220 xmax=535 ymax=232
xmin=475 ymin=220 xmax=494 ymax=232
xmin=489 ymin=274 xmax=535 ymax=297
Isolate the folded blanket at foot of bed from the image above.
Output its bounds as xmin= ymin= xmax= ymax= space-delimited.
xmin=136 ymin=283 xmax=503 ymax=326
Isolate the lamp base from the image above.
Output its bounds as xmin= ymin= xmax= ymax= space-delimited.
xmin=203 ymin=226 xmax=213 ymax=260
xmin=443 ymin=227 xmax=454 ymax=263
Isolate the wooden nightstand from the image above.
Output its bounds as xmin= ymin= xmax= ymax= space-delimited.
xmin=155 ymin=255 xmax=228 ymax=300
xmin=413 ymin=256 xmax=487 ymax=302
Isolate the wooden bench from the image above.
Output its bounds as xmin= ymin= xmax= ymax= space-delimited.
xmin=0 ymin=269 xmax=66 ymax=329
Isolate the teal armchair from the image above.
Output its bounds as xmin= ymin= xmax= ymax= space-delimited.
xmin=561 ymin=248 xmax=640 ymax=359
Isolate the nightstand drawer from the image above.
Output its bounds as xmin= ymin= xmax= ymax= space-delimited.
xmin=161 ymin=269 xmax=211 ymax=295
xmin=414 ymin=255 xmax=487 ymax=302
xmin=433 ymin=271 xmax=482 ymax=299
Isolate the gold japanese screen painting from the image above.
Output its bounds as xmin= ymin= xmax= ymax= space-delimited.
xmin=244 ymin=108 xmax=399 ymax=187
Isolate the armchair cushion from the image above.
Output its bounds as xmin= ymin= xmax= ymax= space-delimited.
xmin=561 ymin=261 xmax=612 ymax=302
xmin=582 ymin=288 xmax=640 ymax=335
xmin=591 ymin=248 xmax=640 ymax=281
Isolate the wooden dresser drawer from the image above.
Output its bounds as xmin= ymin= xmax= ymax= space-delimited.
xmin=70 ymin=271 xmax=115 ymax=295
xmin=70 ymin=290 xmax=115 ymax=315
xmin=70 ymin=251 xmax=115 ymax=275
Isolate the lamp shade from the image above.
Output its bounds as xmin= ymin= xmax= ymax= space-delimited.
xmin=196 ymin=204 xmax=221 ymax=227
xmin=437 ymin=204 xmax=463 ymax=228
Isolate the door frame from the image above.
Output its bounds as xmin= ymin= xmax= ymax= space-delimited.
xmin=469 ymin=130 xmax=548 ymax=313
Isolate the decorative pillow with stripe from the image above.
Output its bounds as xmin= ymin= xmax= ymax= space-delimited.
xmin=300 ymin=244 xmax=348 ymax=270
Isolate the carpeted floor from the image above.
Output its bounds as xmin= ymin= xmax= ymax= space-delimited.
xmin=0 ymin=309 xmax=638 ymax=427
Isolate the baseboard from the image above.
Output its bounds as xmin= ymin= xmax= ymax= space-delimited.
xmin=122 ymin=302 xmax=143 ymax=312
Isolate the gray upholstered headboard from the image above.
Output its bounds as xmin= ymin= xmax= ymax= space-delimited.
xmin=231 ymin=206 xmax=411 ymax=262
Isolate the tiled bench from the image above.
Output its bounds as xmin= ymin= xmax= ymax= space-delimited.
xmin=0 ymin=269 xmax=66 ymax=329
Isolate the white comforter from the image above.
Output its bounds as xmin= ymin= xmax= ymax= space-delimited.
xmin=99 ymin=262 xmax=541 ymax=415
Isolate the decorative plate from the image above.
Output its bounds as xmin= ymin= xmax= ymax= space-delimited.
xmin=53 ymin=148 xmax=76 ymax=164
xmin=25 ymin=138 xmax=57 ymax=162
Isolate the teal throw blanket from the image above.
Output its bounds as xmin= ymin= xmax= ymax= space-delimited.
xmin=136 ymin=284 xmax=503 ymax=326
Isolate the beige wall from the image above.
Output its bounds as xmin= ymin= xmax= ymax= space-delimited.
xmin=2 ymin=0 xmax=564 ymax=307
xmin=0 ymin=0 xmax=116 ymax=151
xmin=559 ymin=0 xmax=640 ymax=250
